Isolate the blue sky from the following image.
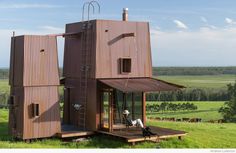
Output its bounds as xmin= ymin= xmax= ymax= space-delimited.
xmin=0 ymin=0 xmax=236 ymax=67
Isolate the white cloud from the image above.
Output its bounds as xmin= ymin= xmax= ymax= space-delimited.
xmin=200 ymin=16 xmax=208 ymax=23
xmin=38 ymin=26 xmax=64 ymax=33
xmin=151 ymin=27 xmax=236 ymax=66
xmin=0 ymin=4 xmax=62 ymax=9
xmin=173 ymin=20 xmax=188 ymax=29
xmin=199 ymin=17 xmax=217 ymax=29
xmin=225 ymin=17 xmax=236 ymax=25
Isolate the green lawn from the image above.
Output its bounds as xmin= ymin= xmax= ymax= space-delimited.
xmin=148 ymin=121 xmax=236 ymax=148
xmin=1 ymin=109 xmax=236 ymax=148
xmin=147 ymin=101 xmax=225 ymax=121
xmin=158 ymin=75 xmax=236 ymax=89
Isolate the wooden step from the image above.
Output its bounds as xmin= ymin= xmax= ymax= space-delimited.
xmin=57 ymin=131 xmax=95 ymax=138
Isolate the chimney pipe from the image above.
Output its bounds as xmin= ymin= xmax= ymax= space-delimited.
xmin=122 ymin=8 xmax=128 ymax=21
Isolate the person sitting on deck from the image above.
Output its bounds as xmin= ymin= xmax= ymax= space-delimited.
xmin=122 ymin=109 xmax=156 ymax=137
xmin=123 ymin=109 xmax=144 ymax=128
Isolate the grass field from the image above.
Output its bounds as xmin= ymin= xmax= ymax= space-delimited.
xmin=158 ymin=74 xmax=236 ymax=89
xmin=147 ymin=101 xmax=225 ymax=121
xmin=0 ymin=80 xmax=9 ymax=94
xmin=0 ymin=109 xmax=236 ymax=148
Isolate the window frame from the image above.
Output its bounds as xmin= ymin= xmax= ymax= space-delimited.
xmin=119 ymin=58 xmax=132 ymax=74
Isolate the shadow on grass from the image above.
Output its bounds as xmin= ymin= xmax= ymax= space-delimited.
xmin=0 ymin=121 xmax=13 ymax=141
xmin=62 ymin=135 xmax=130 ymax=148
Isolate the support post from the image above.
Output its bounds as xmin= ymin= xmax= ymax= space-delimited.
xmin=142 ymin=92 xmax=146 ymax=126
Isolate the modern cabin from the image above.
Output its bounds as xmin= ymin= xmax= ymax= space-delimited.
xmin=8 ymin=7 xmax=185 ymax=142
xmin=62 ymin=19 xmax=184 ymax=133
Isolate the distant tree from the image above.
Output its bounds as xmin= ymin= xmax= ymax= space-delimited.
xmin=159 ymin=102 xmax=168 ymax=113
xmin=219 ymin=81 xmax=236 ymax=122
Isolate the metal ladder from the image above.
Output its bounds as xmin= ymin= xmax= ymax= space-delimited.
xmin=77 ymin=0 xmax=100 ymax=130
xmin=78 ymin=22 xmax=92 ymax=130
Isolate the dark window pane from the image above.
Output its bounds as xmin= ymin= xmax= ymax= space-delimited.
xmin=120 ymin=58 xmax=131 ymax=73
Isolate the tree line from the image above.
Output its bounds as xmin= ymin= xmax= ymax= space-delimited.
xmin=1 ymin=67 xmax=236 ymax=79
xmin=153 ymin=66 xmax=236 ymax=76
xmin=0 ymin=69 xmax=9 ymax=79
xmin=146 ymin=102 xmax=198 ymax=112
xmin=146 ymin=88 xmax=229 ymax=101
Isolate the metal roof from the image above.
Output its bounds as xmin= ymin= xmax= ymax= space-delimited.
xmin=99 ymin=78 xmax=185 ymax=92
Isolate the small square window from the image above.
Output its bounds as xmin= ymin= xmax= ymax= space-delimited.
xmin=120 ymin=58 xmax=131 ymax=74
xmin=32 ymin=103 xmax=39 ymax=117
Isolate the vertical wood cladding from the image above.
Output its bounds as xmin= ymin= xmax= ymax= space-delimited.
xmin=95 ymin=20 xmax=152 ymax=78
xmin=63 ymin=20 xmax=152 ymax=79
xmin=9 ymin=35 xmax=60 ymax=87
xmin=9 ymin=35 xmax=61 ymax=140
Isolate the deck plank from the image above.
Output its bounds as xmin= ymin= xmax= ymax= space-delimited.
xmin=57 ymin=131 xmax=95 ymax=138
xmin=97 ymin=126 xmax=187 ymax=143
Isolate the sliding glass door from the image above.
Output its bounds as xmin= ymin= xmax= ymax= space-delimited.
xmin=100 ymin=90 xmax=113 ymax=131
xmin=100 ymin=88 xmax=144 ymax=131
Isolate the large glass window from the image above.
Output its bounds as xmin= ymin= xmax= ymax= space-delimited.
xmin=133 ymin=93 xmax=142 ymax=120
xmin=125 ymin=93 xmax=133 ymax=119
xmin=113 ymin=90 xmax=124 ymax=124
xmin=112 ymin=91 xmax=143 ymax=126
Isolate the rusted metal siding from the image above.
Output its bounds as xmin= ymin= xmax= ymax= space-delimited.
xmin=63 ymin=21 xmax=98 ymax=130
xmin=9 ymin=35 xmax=61 ymax=140
xmin=62 ymin=78 xmax=98 ymax=131
xmin=23 ymin=87 xmax=61 ymax=139
xmin=86 ymin=78 xmax=98 ymax=130
xmin=9 ymin=35 xmax=59 ymax=87
xmin=8 ymin=87 xmax=24 ymax=138
xmin=95 ymin=20 xmax=152 ymax=78
xmin=63 ymin=20 xmax=152 ymax=79
xmin=9 ymin=87 xmax=61 ymax=140
xmin=9 ymin=36 xmax=24 ymax=86
xmin=23 ymin=36 xmax=60 ymax=86
xmin=63 ymin=21 xmax=96 ymax=79
xmin=99 ymin=78 xmax=184 ymax=93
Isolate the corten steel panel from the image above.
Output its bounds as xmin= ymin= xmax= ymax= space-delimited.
xmin=9 ymin=37 xmax=15 ymax=85
xmin=8 ymin=87 xmax=24 ymax=138
xmin=9 ymin=36 xmax=24 ymax=86
xmin=86 ymin=78 xmax=97 ymax=130
xmin=23 ymin=36 xmax=60 ymax=86
xmin=63 ymin=80 xmax=80 ymax=126
xmin=23 ymin=86 xmax=61 ymax=140
xmin=63 ymin=20 xmax=152 ymax=79
xmin=9 ymin=35 xmax=60 ymax=87
xmin=99 ymin=78 xmax=184 ymax=93
xmin=63 ymin=21 xmax=96 ymax=79
xmin=95 ymin=20 xmax=152 ymax=79
xmin=62 ymin=78 xmax=98 ymax=130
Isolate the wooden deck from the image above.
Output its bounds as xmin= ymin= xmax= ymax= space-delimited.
xmin=97 ymin=126 xmax=187 ymax=144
